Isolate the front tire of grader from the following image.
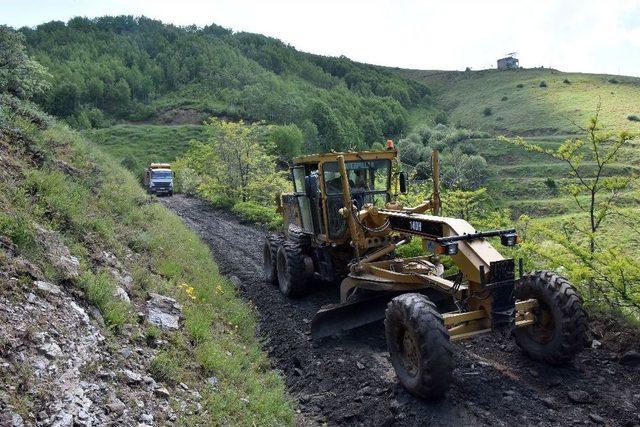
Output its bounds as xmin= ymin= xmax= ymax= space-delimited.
xmin=385 ymin=293 xmax=453 ymax=399
xmin=276 ymin=242 xmax=308 ymax=297
xmin=262 ymin=235 xmax=282 ymax=285
xmin=514 ymin=270 xmax=588 ymax=365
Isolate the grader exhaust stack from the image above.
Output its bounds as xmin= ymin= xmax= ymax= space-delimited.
xmin=263 ymin=147 xmax=587 ymax=399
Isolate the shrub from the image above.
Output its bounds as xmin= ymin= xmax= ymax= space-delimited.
xmin=149 ymin=351 xmax=181 ymax=383
xmin=516 ymin=83 xmax=524 ymax=88
xmin=627 ymin=115 xmax=640 ymax=122
xmin=563 ymin=78 xmax=571 ymax=84
xmin=174 ymin=166 xmax=200 ymax=196
xmin=501 ymin=96 xmax=508 ymax=101
xmin=459 ymin=143 xmax=477 ymax=155
xmin=609 ymin=78 xmax=619 ymax=84
xmin=539 ymin=81 xmax=547 ymax=88
xmin=483 ymin=107 xmax=492 ymax=117
xmin=232 ymin=201 xmax=282 ymax=230
xmin=433 ymin=110 xmax=448 ymax=125
xmin=544 ymin=177 xmax=559 ymax=195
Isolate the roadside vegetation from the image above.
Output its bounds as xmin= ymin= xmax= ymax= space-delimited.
xmin=1 ymin=26 xmax=294 ymax=425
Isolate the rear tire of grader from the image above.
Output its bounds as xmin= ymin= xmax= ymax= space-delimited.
xmin=263 ymin=235 xmax=282 ymax=285
xmin=385 ymin=293 xmax=454 ymax=399
xmin=276 ymin=241 xmax=308 ymax=297
xmin=514 ymin=270 xmax=588 ymax=365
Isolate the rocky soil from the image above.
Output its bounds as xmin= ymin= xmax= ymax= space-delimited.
xmin=0 ymin=229 xmax=202 ymax=426
xmin=163 ymin=195 xmax=640 ymax=427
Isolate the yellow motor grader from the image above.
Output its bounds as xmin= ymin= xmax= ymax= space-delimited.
xmin=263 ymin=145 xmax=587 ymax=398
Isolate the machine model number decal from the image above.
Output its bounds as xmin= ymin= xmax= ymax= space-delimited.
xmin=388 ymin=217 xmax=444 ymax=238
xmin=409 ymin=220 xmax=422 ymax=232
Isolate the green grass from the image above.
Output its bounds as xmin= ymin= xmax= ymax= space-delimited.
xmin=401 ymin=68 xmax=640 ymax=134
xmin=1 ymin=96 xmax=294 ymax=425
xmin=83 ymin=124 xmax=207 ymax=178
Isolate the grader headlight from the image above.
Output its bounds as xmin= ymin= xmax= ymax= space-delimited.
xmin=500 ymin=232 xmax=519 ymax=247
xmin=437 ymin=242 xmax=459 ymax=256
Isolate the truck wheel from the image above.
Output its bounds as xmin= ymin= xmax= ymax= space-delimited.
xmin=385 ymin=293 xmax=453 ymax=399
xmin=263 ymin=235 xmax=282 ymax=285
xmin=276 ymin=241 xmax=308 ymax=297
xmin=514 ymin=270 xmax=587 ymax=365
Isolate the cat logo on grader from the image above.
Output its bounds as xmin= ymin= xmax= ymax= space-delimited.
xmin=263 ymin=146 xmax=587 ymax=398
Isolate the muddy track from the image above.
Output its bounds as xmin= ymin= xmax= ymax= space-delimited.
xmin=162 ymin=195 xmax=640 ymax=426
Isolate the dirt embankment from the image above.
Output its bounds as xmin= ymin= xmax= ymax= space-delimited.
xmin=162 ymin=195 xmax=640 ymax=427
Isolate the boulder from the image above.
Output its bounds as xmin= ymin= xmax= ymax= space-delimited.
xmin=34 ymin=280 xmax=62 ymax=295
xmin=113 ymin=287 xmax=130 ymax=303
xmin=147 ymin=293 xmax=182 ymax=330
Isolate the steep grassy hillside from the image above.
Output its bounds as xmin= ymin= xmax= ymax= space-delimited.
xmin=400 ymin=68 xmax=640 ymax=135
xmin=0 ymin=94 xmax=294 ymax=425
xmin=83 ymin=124 xmax=206 ymax=178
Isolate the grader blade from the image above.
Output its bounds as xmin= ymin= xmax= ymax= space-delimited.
xmin=310 ymin=295 xmax=391 ymax=339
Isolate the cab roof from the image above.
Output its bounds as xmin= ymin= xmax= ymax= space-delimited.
xmin=292 ymin=149 xmax=397 ymax=165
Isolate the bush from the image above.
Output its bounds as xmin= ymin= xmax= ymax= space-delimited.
xmin=232 ymin=201 xmax=282 ymax=229
xmin=433 ymin=110 xmax=448 ymax=125
xmin=563 ymin=78 xmax=571 ymax=84
xmin=539 ymin=81 xmax=547 ymax=88
xmin=483 ymin=107 xmax=492 ymax=116
xmin=544 ymin=177 xmax=559 ymax=195
xmin=609 ymin=78 xmax=619 ymax=84
xmin=149 ymin=351 xmax=181 ymax=383
xmin=501 ymin=96 xmax=508 ymax=101
xmin=627 ymin=115 xmax=640 ymax=122
xmin=174 ymin=166 xmax=200 ymax=196
xmin=516 ymin=83 xmax=524 ymax=88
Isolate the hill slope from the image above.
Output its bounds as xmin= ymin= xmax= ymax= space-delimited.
xmin=399 ymin=68 xmax=640 ymax=135
xmin=20 ymin=16 xmax=433 ymax=151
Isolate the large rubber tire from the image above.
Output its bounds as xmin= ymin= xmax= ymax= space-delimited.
xmin=514 ymin=270 xmax=588 ymax=365
xmin=276 ymin=241 xmax=308 ymax=297
xmin=385 ymin=293 xmax=453 ymax=399
xmin=263 ymin=235 xmax=282 ymax=285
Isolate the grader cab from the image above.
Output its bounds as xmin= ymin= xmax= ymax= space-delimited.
xmin=263 ymin=146 xmax=587 ymax=398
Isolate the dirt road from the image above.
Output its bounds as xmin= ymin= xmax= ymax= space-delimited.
xmin=162 ymin=195 xmax=640 ymax=426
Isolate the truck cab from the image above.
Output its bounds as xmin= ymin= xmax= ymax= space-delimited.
xmin=144 ymin=163 xmax=174 ymax=196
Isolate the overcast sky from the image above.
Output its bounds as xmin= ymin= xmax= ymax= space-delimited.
xmin=3 ymin=0 xmax=640 ymax=76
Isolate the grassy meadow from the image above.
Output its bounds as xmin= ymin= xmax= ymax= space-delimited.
xmin=83 ymin=124 xmax=207 ymax=178
xmin=400 ymin=68 xmax=640 ymax=135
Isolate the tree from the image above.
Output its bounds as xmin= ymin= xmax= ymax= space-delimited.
xmin=441 ymin=148 xmax=490 ymax=190
xmin=178 ymin=118 xmax=289 ymax=205
xmin=269 ymin=123 xmax=303 ymax=161
xmin=510 ymin=111 xmax=634 ymax=258
xmin=0 ymin=25 xmax=51 ymax=99
xmin=505 ymin=111 xmax=638 ymax=311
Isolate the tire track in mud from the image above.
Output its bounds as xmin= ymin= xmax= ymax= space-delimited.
xmin=162 ymin=195 xmax=640 ymax=427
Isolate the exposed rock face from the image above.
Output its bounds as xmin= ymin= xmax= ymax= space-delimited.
xmin=0 ymin=239 xmax=199 ymax=425
xmin=34 ymin=223 xmax=80 ymax=280
xmin=146 ymin=293 xmax=182 ymax=330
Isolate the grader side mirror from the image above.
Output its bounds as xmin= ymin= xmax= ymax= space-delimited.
xmin=399 ymin=171 xmax=408 ymax=194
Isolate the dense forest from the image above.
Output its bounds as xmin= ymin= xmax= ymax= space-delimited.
xmin=19 ymin=16 xmax=432 ymax=151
